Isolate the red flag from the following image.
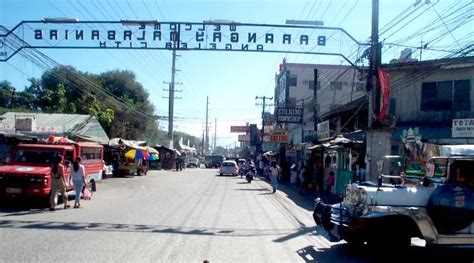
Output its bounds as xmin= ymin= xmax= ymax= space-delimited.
xmin=377 ymin=68 xmax=391 ymax=121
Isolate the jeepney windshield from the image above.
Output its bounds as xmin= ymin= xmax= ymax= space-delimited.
xmin=13 ymin=148 xmax=63 ymax=165
xmin=381 ymin=157 xmax=404 ymax=176
xmin=429 ymin=157 xmax=448 ymax=177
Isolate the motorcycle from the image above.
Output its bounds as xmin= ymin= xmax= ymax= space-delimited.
xmin=246 ymin=167 xmax=255 ymax=183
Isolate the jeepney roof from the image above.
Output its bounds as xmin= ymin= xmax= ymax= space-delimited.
xmin=16 ymin=144 xmax=75 ymax=150
xmin=76 ymin=142 xmax=103 ymax=148
xmin=440 ymin=145 xmax=474 ymax=156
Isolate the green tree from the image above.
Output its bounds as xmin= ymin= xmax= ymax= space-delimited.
xmin=88 ymin=103 xmax=115 ymax=135
xmin=99 ymin=70 xmax=157 ymax=140
xmin=0 ymin=81 xmax=15 ymax=108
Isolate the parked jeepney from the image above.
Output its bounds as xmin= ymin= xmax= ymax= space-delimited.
xmin=313 ymin=145 xmax=474 ymax=249
xmin=0 ymin=140 xmax=104 ymax=206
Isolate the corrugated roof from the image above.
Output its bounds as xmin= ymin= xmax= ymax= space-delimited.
xmin=0 ymin=112 xmax=109 ymax=142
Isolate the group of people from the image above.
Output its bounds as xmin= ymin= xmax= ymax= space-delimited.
xmin=297 ymin=159 xmax=335 ymax=196
xmin=49 ymin=155 xmax=87 ymax=211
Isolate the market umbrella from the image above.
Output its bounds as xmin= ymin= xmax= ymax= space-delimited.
xmin=145 ymin=146 xmax=159 ymax=154
xmin=148 ymin=153 xmax=159 ymax=161
xmin=125 ymin=148 xmax=150 ymax=160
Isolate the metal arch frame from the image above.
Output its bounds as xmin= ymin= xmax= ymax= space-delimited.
xmin=0 ymin=20 xmax=368 ymax=69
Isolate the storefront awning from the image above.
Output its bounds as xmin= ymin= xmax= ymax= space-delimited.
xmin=178 ymin=143 xmax=197 ymax=153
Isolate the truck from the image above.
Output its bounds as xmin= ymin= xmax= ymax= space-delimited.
xmin=313 ymin=145 xmax=474 ymax=249
xmin=204 ymin=154 xmax=224 ymax=168
xmin=0 ymin=142 xmax=104 ymax=206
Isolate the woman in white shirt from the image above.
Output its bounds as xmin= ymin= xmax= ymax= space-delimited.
xmin=70 ymin=157 xmax=86 ymax=208
xmin=270 ymin=161 xmax=281 ymax=193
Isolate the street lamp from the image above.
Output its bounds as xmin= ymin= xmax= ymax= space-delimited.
xmin=285 ymin=20 xmax=324 ymax=26
xmin=41 ymin=17 xmax=79 ymax=23
xmin=121 ymin=20 xmax=160 ymax=26
xmin=203 ymin=19 xmax=241 ymax=25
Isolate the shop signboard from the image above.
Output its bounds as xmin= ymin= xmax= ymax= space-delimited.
xmin=238 ymin=134 xmax=250 ymax=142
xmin=276 ymin=107 xmax=303 ymax=124
xmin=269 ymin=133 xmax=289 ymax=143
xmin=317 ymin=121 xmax=330 ymax=140
xmin=452 ymin=119 xmax=474 ymax=138
xmin=231 ymin=125 xmax=248 ymax=133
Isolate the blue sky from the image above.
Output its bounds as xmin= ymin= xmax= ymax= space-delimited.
xmin=0 ymin=0 xmax=472 ymax=147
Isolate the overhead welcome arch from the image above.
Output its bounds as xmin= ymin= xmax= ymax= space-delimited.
xmin=0 ymin=20 xmax=366 ymax=68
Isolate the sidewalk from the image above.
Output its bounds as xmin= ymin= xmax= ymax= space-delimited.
xmin=256 ymin=174 xmax=342 ymax=211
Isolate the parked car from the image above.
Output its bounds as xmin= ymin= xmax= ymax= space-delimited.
xmin=187 ymin=158 xmax=200 ymax=168
xmin=219 ymin=160 xmax=238 ymax=176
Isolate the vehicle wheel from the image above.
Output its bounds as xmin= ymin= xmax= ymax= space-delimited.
xmin=346 ymin=237 xmax=366 ymax=251
xmin=45 ymin=191 xmax=58 ymax=208
xmin=220 ymin=173 xmax=223 ymax=176
xmin=367 ymin=232 xmax=410 ymax=251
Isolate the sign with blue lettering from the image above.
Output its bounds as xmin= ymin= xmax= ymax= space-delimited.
xmin=0 ymin=21 xmax=364 ymax=65
xmin=276 ymin=107 xmax=303 ymax=124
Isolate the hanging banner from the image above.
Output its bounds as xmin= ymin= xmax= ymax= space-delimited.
xmin=377 ymin=68 xmax=391 ymax=121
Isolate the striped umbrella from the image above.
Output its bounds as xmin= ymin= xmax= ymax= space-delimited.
xmin=125 ymin=148 xmax=150 ymax=160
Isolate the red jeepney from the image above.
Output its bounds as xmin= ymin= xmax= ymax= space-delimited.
xmin=0 ymin=142 xmax=104 ymax=205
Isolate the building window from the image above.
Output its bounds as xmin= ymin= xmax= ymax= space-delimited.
xmin=288 ymin=76 xmax=297 ymax=86
xmin=355 ymin=82 xmax=365 ymax=91
xmin=421 ymin=80 xmax=471 ymax=111
xmin=307 ymin=81 xmax=321 ymax=90
xmin=330 ymin=81 xmax=343 ymax=90
xmin=453 ymin=80 xmax=470 ymax=111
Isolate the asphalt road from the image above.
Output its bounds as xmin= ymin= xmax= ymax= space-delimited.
xmin=0 ymin=168 xmax=472 ymax=262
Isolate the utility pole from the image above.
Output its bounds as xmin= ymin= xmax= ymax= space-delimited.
xmin=164 ymin=24 xmax=183 ymax=149
xmin=367 ymin=0 xmax=381 ymax=128
xmin=201 ymin=129 xmax=205 ymax=156
xmin=256 ymin=96 xmax=273 ymax=151
xmin=10 ymin=88 xmax=15 ymax=109
xmin=214 ymin=117 xmax=217 ymax=152
xmin=366 ymin=0 xmax=383 ymax=183
xmin=313 ymin=69 xmax=318 ymax=132
xmin=167 ymin=44 xmax=177 ymax=148
xmin=205 ymin=96 xmax=209 ymax=154
xmin=301 ymin=98 xmax=305 ymax=143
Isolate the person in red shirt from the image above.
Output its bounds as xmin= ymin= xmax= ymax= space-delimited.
xmin=326 ymin=171 xmax=335 ymax=193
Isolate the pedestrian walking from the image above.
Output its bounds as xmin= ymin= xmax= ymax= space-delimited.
xmin=175 ymin=156 xmax=181 ymax=172
xmin=270 ymin=161 xmax=281 ymax=193
xmin=70 ymin=157 xmax=87 ymax=208
xmin=313 ymin=162 xmax=324 ymax=192
xmin=49 ymin=155 xmax=69 ymax=211
xmin=298 ymin=165 xmax=307 ymax=195
xmin=258 ymin=159 xmax=264 ymax=177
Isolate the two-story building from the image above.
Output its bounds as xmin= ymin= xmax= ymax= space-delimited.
xmin=274 ymin=60 xmax=367 ymax=145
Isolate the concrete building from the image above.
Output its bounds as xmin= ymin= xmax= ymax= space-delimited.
xmin=363 ymin=56 xmax=474 ymax=182
xmin=274 ymin=60 xmax=367 ymax=144
xmin=272 ymin=56 xmax=474 ymax=183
